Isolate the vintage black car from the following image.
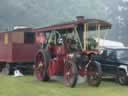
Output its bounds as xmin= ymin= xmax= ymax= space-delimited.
xmin=96 ymin=47 xmax=128 ymax=85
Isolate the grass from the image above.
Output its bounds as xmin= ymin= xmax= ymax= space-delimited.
xmin=0 ymin=75 xmax=128 ymax=96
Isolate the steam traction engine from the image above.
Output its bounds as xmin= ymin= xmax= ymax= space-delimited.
xmin=33 ymin=16 xmax=112 ymax=87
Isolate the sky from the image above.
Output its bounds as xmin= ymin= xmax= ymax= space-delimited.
xmin=0 ymin=0 xmax=128 ymax=45
xmin=0 ymin=0 xmax=108 ymax=30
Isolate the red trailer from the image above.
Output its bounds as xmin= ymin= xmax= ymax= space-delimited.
xmin=0 ymin=28 xmax=38 ymax=74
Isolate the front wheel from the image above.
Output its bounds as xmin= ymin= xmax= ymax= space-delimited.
xmin=87 ymin=61 xmax=102 ymax=87
xmin=117 ymin=70 xmax=128 ymax=85
xmin=64 ymin=60 xmax=78 ymax=88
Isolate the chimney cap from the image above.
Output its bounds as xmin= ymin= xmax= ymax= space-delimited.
xmin=76 ymin=16 xmax=85 ymax=20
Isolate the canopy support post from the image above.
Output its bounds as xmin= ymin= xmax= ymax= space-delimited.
xmin=84 ymin=23 xmax=88 ymax=50
xmin=74 ymin=26 xmax=83 ymax=49
xmin=96 ymin=24 xmax=101 ymax=49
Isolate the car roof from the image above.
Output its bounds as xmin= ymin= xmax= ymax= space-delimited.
xmin=104 ymin=47 xmax=128 ymax=50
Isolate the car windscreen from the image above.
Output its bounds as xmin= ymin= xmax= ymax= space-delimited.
xmin=116 ymin=49 xmax=128 ymax=59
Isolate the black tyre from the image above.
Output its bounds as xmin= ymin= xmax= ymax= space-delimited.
xmin=64 ymin=60 xmax=78 ymax=88
xmin=0 ymin=63 xmax=5 ymax=72
xmin=117 ymin=70 xmax=128 ymax=85
xmin=34 ymin=49 xmax=50 ymax=81
xmin=87 ymin=61 xmax=102 ymax=87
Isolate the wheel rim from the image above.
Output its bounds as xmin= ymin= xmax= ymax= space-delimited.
xmin=64 ymin=62 xmax=74 ymax=86
xmin=35 ymin=52 xmax=45 ymax=81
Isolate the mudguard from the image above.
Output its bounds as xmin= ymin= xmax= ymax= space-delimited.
xmin=118 ymin=65 xmax=128 ymax=76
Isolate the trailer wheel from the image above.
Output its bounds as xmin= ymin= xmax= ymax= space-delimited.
xmin=0 ymin=63 xmax=5 ymax=72
xmin=1 ymin=63 xmax=10 ymax=75
xmin=87 ymin=61 xmax=102 ymax=87
xmin=34 ymin=50 xmax=50 ymax=81
xmin=64 ymin=60 xmax=78 ymax=88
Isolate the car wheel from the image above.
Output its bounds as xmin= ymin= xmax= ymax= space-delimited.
xmin=117 ymin=70 xmax=128 ymax=85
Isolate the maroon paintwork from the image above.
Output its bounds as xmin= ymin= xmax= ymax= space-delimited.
xmin=0 ymin=29 xmax=39 ymax=63
xmin=48 ymin=45 xmax=66 ymax=76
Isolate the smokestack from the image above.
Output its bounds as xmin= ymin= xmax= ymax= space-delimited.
xmin=76 ymin=16 xmax=85 ymax=21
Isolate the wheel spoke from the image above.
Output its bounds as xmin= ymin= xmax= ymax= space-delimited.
xmin=65 ymin=63 xmax=73 ymax=81
xmin=64 ymin=60 xmax=78 ymax=87
xmin=35 ymin=52 xmax=45 ymax=81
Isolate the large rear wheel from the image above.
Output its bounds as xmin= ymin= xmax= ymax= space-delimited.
xmin=87 ymin=61 xmax=102 ymax=87
xmin=34 ymin=50 xmax=50 ymax=81
xmin=64 ymin=60 xmax=78 ymax=88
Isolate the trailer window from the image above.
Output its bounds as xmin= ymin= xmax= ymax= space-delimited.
xmin=24 ymin=32 xmax=35 ymax=44
xmin=4 ymin=33 xmax=8 ymax=45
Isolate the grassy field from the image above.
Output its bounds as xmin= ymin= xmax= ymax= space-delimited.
xmin=0 ymin=75 xmax=128 ymax=96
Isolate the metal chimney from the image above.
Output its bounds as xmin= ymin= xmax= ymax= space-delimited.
xmin=76 ymin=16 xmax=85 ymax=21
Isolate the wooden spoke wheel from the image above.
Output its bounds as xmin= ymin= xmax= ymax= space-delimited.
xmin=64 ymin=60 xmax=78 ymax=88
xmin=34 ymin=50 xmax=49 ymax=81
xmin=87 ymin=61 xmax=102 ymax=87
